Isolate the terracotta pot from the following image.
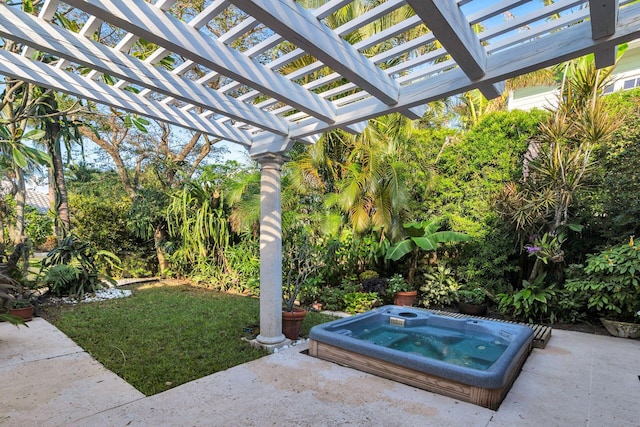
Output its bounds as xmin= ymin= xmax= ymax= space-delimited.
xmin=282 ymin=308 xmax=307 ymax=340
xmin=600 ymin=318 xmax=640 ymax=338
xmin=9 ymin=306 xmax=34 ymax=322
xmin=458 ymin=302 xmax=487 ymax=316
xmin=394 ymin=291 xmax=417 ymax=307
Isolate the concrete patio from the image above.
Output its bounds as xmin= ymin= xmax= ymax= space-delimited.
xmin=1 ymin=318 xmax=639 ymax=426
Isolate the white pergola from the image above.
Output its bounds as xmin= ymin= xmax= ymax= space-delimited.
xmin=2 ymin=0 xmax=639 ymax=347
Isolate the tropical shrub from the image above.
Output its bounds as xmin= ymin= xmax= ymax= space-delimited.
xmin=318 ymin=278 xmax=360 ymax=311
xmin=282 ymin=225 xmax=321 ymax=312
xmin=576 ymin=88 xmax=640 ymax=251
xmin=564 ymin=238 xmax=640 ymax=322
xmin=224 ymin=236 xmax=260 ymax=295
xmin=419 ymin=264 xmax=459 ymax=307
xmin=386 ymin=273 xmax=411 ymax=294
xmin=425 ymin=110 xmax=543 ymax=228
xmin=343 ymin=291 xmax=379 ymax=314
xmin=451 ymin=215 xmax=519 ymax=296
xmin=361 ymin=276 xmax=387 ymax=300
xmin=40 ymin=234 xmax=119 ymax=297
xmin=44 ymin=264 xmax=80 ymax=296
xmin=70 ymin=193 xmax=154 ymax=275
xmin=386 ymin=218 xmax=469 ymax=285
xmin=497 ymin=273 xmax=559 ymax=323
xmin=456 ymin=287 xmax=486 ymax=305
xmin=24 ymin=206 xmax=53 ymax=248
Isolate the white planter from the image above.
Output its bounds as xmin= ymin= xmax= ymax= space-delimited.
xmin=600 ymin=318 xmax=640 ymax=339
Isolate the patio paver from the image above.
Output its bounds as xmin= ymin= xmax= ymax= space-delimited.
xmin=1 ymin=318 xmax=639 ymax=426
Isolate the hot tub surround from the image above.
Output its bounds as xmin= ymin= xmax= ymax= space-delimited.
xmin=309 ymin=306 xmax=534 ymax=409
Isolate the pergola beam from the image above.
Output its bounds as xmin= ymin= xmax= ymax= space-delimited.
xmin=64 ymin=0 xmax=337 ymax=124
xmin=0 ymin=49 xmax=254 ymax=146
xmin=405 ymin=0 xmax=487 ymax=81
xmin=289 ymin=2 xmax=640 ymax=139
xmin=590 ymin=0 xmax=620 ymax=68
xmin=228 ymin=0 xmax=400 ymax=106
xmin=0 ymin=4 xmax=289 ymax=136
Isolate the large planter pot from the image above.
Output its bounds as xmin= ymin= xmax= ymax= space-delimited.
xmin=9 ymin=306 xmax=34 ymax=322
xmin=600 ymin=318 xmax=640 ymax=338
xmin=458 ymin=302 xmax=487 ymax=316
xmin=282 ymin=308 xmax=307 ymax=340
xmin=394 ymin=291 xmax=417 ymax=307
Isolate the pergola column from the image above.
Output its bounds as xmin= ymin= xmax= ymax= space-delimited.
xmin=252 ymin=152 xmax=288 ymax=346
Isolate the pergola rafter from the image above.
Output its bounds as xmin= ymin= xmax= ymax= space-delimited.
xmin=3 ymin=0 xmax=640 ymax=347
xmin=3 ymin=0 xmax=637 ymax=152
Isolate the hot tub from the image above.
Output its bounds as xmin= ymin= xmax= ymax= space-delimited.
xmin=308 ymin=305 xmax=534 ymax=409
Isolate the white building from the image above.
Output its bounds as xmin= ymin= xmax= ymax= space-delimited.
xmin=508 ymin=40 xmax=640 ymax=111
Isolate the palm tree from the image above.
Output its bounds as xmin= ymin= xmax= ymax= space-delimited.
xmin=326 ymin=114 xmax=412 ymax=239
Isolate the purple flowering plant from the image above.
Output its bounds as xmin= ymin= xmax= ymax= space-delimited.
xmin=524 ymin=232 xmax=565 ymax=264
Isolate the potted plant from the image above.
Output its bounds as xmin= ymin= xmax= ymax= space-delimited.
xmin=457 ymin=287 xmax=487 ymax=316
xmin=387 ymin=274 xmax=416 ymax=306
xmin=281 ymin=227 xmax=319 ymax=340
xmin=0 ymin=275 xmax=27 ymax=326
xmin=7 ymin=298 xmax=34 ymax=322
xmin=565 ymin=237 xmax=640 ymax=338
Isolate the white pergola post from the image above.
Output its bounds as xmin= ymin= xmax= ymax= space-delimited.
xmin=253 ymin=152 xmax=287 ymax=346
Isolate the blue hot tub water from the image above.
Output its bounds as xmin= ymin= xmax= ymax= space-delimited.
xmin=356 ymin=324 xmax=507 ymax=370
xmin=309 ymin=305 xmax=534 ymax=389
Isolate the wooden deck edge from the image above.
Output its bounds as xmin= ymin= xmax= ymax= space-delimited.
xmin=309 ymin=340 xmax=529 ymax=410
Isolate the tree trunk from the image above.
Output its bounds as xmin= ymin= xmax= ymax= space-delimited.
xmin=52 ymin=139 xmax=71 ymax=233
xmin=11 ymin=167 xmax=26 ymax=245
xmin=46 ymin=129 xmax=71 ymax=236
xmin=528 ymin=257 xmax=544 ymax=283
xmin=154 ymin=226 xmax=168 ymax=276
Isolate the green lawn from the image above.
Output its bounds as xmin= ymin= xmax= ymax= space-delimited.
xmin=44 ymin=281 xmax=336 ymax=395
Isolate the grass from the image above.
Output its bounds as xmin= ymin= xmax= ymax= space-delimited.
xmin=42 ymin=280 xmax=337 ymax=396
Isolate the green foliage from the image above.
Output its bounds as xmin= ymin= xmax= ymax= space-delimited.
xmin=386 ymin=218 xmax=469 ymax=261
xmin=343 ymin=291 xmax=379 ymax=314
xmin=525 ymin=231 xmax=569 ymax=267
xmin=223 ymin=236 xmax=260 ymax=295
xmin=564 ymin=238 xmax=640 ymax=322
xmin=283 ymin=226 xmax=321 ymax=311
xmin=453 ymin=216 xmax=518 ymax=297
xmin=127 ymin=188 xmax=170 ymax=242
xmin=0 ymin=312 xmax=26 ymax=326
xmin=576 ymin=88 xmax=640 ymax=247
xmin=41 ymin=234 xmax=119 ymax=297
xmin=319 ymin=230 xmax=387 ymax=285
xmin=43 ymin=264 xmax=80 ymax=297
xmin=24 ymin=206 xmax=53 ymax=248
xmin=359 ymin=270 xmax=379 ymax=280
xmin=429 ymin=111 xmax=543 ymax=228
xmin=419 ymin=265 xmax=459 ymax=307
xmin=498 ymin=274 xmax=558 ymax=323
xmin=69 ymin=193 xmax=154 ymax=276
xmin=6 ymin=297 xmax=32 ymax=309
xmin=318 ymin=279 xmax=360 ymax=311
xmin=456 ymin=287 xmax=486 ymax=305
xmin=386 ymin=273 xmax=411 ymax=294
xmin=166 ymin=180 xmax=229 ymax=267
